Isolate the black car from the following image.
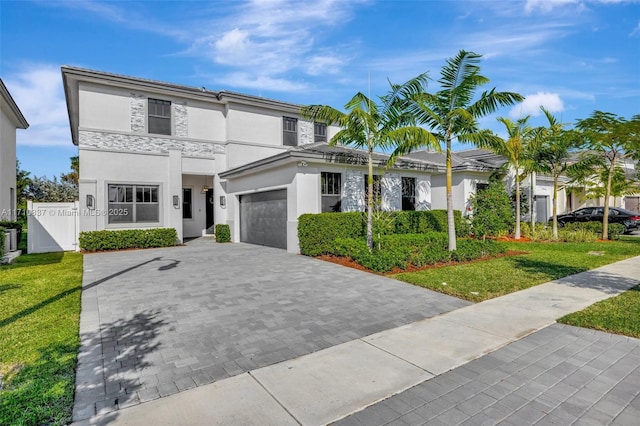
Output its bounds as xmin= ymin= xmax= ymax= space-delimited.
xmin=555 ymin=207 xmax=640 ymax=233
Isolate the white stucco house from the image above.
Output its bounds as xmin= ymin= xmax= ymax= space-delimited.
xmin=1 ymin=78 xmax=29 ymax=221
xmin=70 ymin=67 xmax=587 ymax=252
xmin=65 ymin=67 xmax=482 ymax=253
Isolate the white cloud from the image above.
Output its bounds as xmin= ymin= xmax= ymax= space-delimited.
xmin=631 ymin=20 xmax=640 ymax=36
xmin=524 ymin=0 xmax=636 ymax=14
xmin=216 ymin=72 xmax=309 ymax=92
xmin=4 ymin=64 xmax=71 ymax=147
xmin=510 ymin=92 xmax=564 ymax=117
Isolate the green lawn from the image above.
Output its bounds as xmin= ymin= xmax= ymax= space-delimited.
xmin=391 ymin=239 xmax=640 ymax=302
xmin=0 ymin=252 xmax=83 ymax=426
xmin=558 ymin=285 xmax=640 ymax=338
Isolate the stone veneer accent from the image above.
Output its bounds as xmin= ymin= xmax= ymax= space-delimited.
xmin=174 ymin=101 xmax=188 ymax=138
xmin=299 ymin=119 xmax=314 ymax=145
xmin=342 ymin=170 xmax=365 ymax=212
xmin=381 ymin=173 xmax=401 ymax=211
xmin=130 ymin=93 xmax=146 ymax=133
xmin=416 ymin=175 xmax=432 ymax=211
xmin=79 ymin=130 xmax=224 ymax=158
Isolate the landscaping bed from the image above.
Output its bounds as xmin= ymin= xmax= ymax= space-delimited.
xmin=0 ymin=252 xmax=83 ymax=426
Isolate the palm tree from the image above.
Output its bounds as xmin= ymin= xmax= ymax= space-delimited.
xmin=487 ymin=116 xmax=535 ymax=239
xmin=391 ymin=50 xmax=523 ymax=250
xmin=533 ymin=108 xmax=583 ymax=239
xmin=301 ymin=74 xmax=440 ymax=250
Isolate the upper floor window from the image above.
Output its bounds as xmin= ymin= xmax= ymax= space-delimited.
xmin=402 ymin=177 xmax=416 ymax=211
xmin=283 ymin=117 xmax=298 ymax=146
xmin=314 ymin=123 xmax=327 ymax=143
xmin=321 ymin=172 xmax=341 ymax=212
xmin=148 ymin=98 xmax=171 ymax=135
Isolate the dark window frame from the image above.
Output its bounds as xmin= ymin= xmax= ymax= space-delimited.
xmin=108 ymin=183 xmax=159 ymax=224
xmin=283 ymin=117 xmax=298 ymax=146
xmin=321 ymin=172 xmax=342 ymax=212
xmin=364 ymin=174 xmax=382 ymax=202
xmin=183 ymin=188 xmax=193 ymax=219
xmin=148 ymin=98 xmax=172 ymax=135
xmin=402 ymin=177 xmax=416 ymax=211
xmin=314 ymin=122 xmax=327 ymax=143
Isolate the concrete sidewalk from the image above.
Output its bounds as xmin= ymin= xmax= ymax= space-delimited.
xmin=74 ymin=255 xmax=640 ymax=426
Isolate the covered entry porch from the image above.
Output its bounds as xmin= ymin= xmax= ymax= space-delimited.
xmin=182 ymin=174 xmax=215 ymax=239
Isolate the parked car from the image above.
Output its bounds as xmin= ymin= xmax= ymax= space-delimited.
xmin=555 ymin=207 xmax=640 ymax=233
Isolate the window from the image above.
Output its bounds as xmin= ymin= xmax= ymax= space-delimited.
xmin=283 ymin=117 xmax=298 ymax=146
xmin=314 ymin=123 xmax=327 ymax=143
xmin=183 ymin=188 xmax=192 ymax=219
xmin=402 ymin=177 xmax=416 ymax=211
xmin=364 ymin=175 xmax=382 ymax=202
xmin=148 ymin=98 xmax=171 ymax=135
xmin=108 ymin=184 xmax=159 ymax=224
xmin=476 ymin=183 xmax=489 ymax=192
xmin=321 ymin=172 xmax=341 ymax=212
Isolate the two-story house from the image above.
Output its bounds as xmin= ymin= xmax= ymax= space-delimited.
xmin=1 ymin=78 xmax=29 ymax=221
xmin=62 ymin=67 xmax=501 ymax=252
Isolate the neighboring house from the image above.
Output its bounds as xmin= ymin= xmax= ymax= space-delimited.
xmin=0 ymin=78 xmax=29 ymax=221
xmin=62 ymin=67 xmax=447 ymax=253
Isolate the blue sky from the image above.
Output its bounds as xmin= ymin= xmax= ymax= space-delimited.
xmin=1 ymin=0 xmax=639 ymax=179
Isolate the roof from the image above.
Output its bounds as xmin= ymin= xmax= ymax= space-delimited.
xmin=219 ymin=143 xmax=494 ymax=179
xmin=61 ymin=66 xmax=304 ymax=145
xmin=0 ymin=79 xmax=29 ymax=129
xmin=404 ymin=149 xmax=498 ymax=172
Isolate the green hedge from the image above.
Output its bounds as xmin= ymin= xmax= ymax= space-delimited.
xmin=298 ymin=210 xmax=467 ymax=256
xmin=332 ymin=233 xmax=505 ymax=273
xmin=0 ymin=227 xmax=5 ymax=258
xmin=215 ymin=224 xmax=231 ymax=243
xmin=79 ymin=228 xmax=178 ymax=252
xmin=0 ymin=221 xmax=23 ymax=246
xmin=563 ymin=221 xmax=626 ymax=240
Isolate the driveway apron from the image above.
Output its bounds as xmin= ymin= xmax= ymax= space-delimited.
xmin=73 ymin=238 xmax=470 ymax=421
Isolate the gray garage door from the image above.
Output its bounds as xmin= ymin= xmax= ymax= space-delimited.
xmin=240 ymin=190 xmax=287 ymax=249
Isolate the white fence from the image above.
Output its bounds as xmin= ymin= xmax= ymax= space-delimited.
xmin=27 ymin=201 xmax=79 ymax=253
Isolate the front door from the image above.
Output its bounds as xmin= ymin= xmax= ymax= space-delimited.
xmin=206 ymin=188 xmax=214 ymax=232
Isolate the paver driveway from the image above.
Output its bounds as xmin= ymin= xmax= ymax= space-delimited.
xmin=73 ymin=238 xmax=470 ymax=421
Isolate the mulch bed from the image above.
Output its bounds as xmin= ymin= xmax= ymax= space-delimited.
xmin=317 ymin=250 xmax=529 ymax=276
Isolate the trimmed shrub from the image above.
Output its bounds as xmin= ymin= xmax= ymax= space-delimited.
xmin=298 ymin=210 xmax=467 ymax=256
xmin=0 ymin=227 xmax=5 ymax=258
xmin=0 ymin=221 xmax=23 ymax=246
xmin=332 ymin=232 xmax=505 ymax=273
xmin=563 ymin=221 xmax=626 ymax=240
xmin=298 ymin=212 xmax=365 ymax=256
xmin=469 ymin=181 xmax=514 ymax=239
xmin=215 ymin=224 xmax=231 ymax=243
xmin=79 ymin=228 xmax=178 ymax=252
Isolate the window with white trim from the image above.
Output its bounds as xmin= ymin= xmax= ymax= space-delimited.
xmin=321 ymin=172 xmax=341 ymax=212
xmin=183 ymin=188 xmax=192 ymax=219
xmin=283 ymin=117 xmax=298 ymax=146
xmin=108 ymin=184 xmax=159 ymax=224
xmin=314 ymin=123 xmax=327 ymax=143
xmin=148 ymin=98 xmax=171 ymax=135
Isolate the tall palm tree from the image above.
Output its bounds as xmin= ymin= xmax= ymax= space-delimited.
xmin=391 ymin=50 xmax=523 ymax=250
xmin=301 ymin=74 xmax=439 ymax=250
xmin=533 ymin=108 xmax=583 ymax=239
xmin=488 ymin=116 xmax=535 ymax=239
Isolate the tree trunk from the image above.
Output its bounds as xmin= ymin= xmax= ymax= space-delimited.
xmin=446 ymin=138 xmax=457 ymax=251
xmin=552 ymin=176 xmax=558 ymax=240
xmin=602 ymin=160 xmax=615 ymax=240
xmin=515 ymin=165 xmax=521 ymax=239
xmin=366 ymin=147 xmax=374 ymax=250
xmin=530 ymin=172 xmax=536 ymax=233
